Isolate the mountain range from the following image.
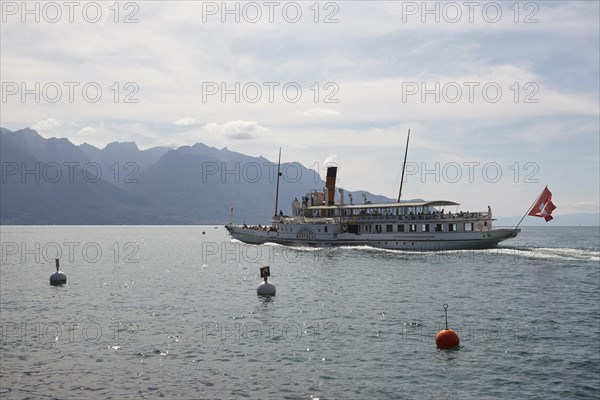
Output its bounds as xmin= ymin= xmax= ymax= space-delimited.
xmin=2 ymin=128 xmax=597 ymax=226
xmin=0 ymin=127 xmax=392 ymax=224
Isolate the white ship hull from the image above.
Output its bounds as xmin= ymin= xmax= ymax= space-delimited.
xmin=225 ymin=224 xmax=520 ymax=251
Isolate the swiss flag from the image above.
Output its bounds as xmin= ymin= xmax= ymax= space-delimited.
xmin=528 ymin=187 xmax=556 ymax=222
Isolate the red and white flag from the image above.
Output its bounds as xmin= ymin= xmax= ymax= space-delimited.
xmin=528 ymin=187 xmax=556 ymax=222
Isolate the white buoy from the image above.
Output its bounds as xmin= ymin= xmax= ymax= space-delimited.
xmin=257 ymin=266 xmax=276 ymax=296
xmin=50 ymin=259 xmax=67 ymax=285
xmin=257 ymin=280 xmax=276 ymax=296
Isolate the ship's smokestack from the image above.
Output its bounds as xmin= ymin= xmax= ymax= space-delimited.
xmin=326 ymin=167 xmax=337 ymax=206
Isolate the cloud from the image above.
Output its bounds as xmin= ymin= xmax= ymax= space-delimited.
xmin=201 ymin=120 xmax=269 ymax=140
xmin=78 ymin=126 xmax=96 ymax=135
xmin=174 ymin=117 xmax=196 ymax=126
xmin=32 ymin=118 xmax=62 ymax=132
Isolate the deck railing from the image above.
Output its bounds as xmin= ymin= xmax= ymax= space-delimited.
xmin=285 ymin=212 xmax=492 ymax=224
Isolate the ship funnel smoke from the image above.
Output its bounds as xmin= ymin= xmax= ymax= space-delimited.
xmin=326 ymin=167 xmax=337 ymax=206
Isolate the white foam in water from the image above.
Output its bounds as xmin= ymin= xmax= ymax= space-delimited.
xmin=319 ymin=244 xmax=600 ymax=262
xmin=263 ymin=242 xmax=323 ymax=252
xmin=529 ymin=247 xmax=600 ymax=262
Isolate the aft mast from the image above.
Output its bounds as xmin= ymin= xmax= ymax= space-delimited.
xmin=273 ymin=148 xmax=282 ymax=218
xmin=397 ymin=129 xmax=411 ymax=202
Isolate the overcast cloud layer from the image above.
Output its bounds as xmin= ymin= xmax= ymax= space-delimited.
xmin=1 ymin=1 xmax=598 ymax=217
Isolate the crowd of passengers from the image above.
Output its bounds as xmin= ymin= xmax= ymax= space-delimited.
xmin=242 ymin=223 xmax=277 ymax=232
xmin=304 ymin=208 xmax=492 ymax=220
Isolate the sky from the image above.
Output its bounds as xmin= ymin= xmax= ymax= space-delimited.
xmin=1 ymin=0 xmax=599 ymax=217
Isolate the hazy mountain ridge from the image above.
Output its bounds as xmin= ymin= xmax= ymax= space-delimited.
xmin=0 ymin=128 xmax=392 ymax=224
xmin=82 ymin=140 xmax=171 ymax=174
xmin=1 ymin=129 xmax=152 ymax=224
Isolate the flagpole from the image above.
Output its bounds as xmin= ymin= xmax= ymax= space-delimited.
xmin=514 ymin=185 xmax=547 ymax=229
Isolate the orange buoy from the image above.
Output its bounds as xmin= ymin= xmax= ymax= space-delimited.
xmin=435 ymin=304 xmax=460 ymax=349
xmin=435 ymin=329 xmax=460 ymax=349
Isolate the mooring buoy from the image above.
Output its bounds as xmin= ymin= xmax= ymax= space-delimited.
xmin=50 ymin=259 xmax=67 ymax=285
xmin=257 ymin=266 xmax=276 ymax=296
xmin=435 ymin=304 xmax=459 ymax=349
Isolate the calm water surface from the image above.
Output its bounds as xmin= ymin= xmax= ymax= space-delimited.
xmin=1 ymin=226 xmax=599 ymax=399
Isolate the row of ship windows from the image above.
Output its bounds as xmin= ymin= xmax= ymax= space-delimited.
xmin=282 ymin=226 xmax=328 ymax=233
xmin=361 ymin=222 xmax=480 ymax=233
xmin=280 ymin=222 xmax=483 ymax=234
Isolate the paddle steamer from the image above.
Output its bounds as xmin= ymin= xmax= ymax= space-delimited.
xmin=225 ymin=133 xmax=520 ymax=250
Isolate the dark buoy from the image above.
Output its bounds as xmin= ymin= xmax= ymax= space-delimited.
xmin=257 ymin=266 xmax=276 ymax=296
xmin=50 ymin=259 xmax=67 ymax=285
xmin=435 ymin=304 xmax=459 ymax=349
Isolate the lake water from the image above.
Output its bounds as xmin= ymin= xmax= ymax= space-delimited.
xmin=1 ymin=226 xmax=599 ymax=399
